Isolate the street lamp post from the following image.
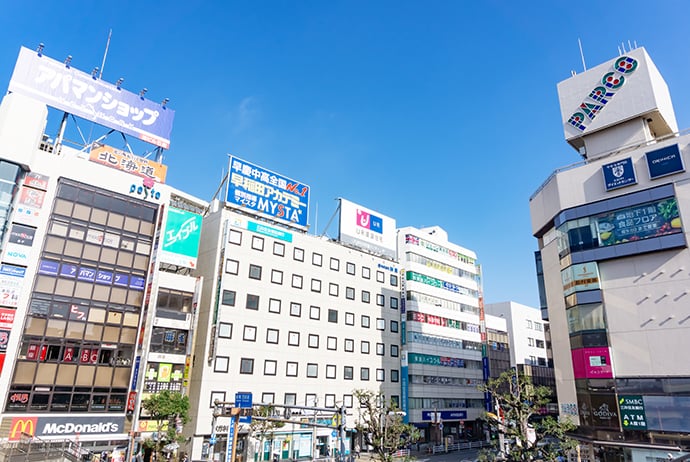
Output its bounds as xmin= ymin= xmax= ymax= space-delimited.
xmin=208 ymin=400 xmax=221 ymax=462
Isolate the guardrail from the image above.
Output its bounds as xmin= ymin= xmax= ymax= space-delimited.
xmin=429 ymin=441 xmax=492 ymax=455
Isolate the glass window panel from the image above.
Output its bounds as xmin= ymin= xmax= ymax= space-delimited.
xmin=25 ymin=317 xmax=46 ymax=336
xmin=34 ymin=275 xmax=56 ymax=294
xmin=123 ymin=312 xmax=139 ymax=327
xmin=46 ymin=319 xmax=66 ymax=337
xmin=50 ymin=222 xmax=69 ymax=238
xmin=73 ymin=204 xmax=91 ymax=221
xmin=44 ymin=236 xmax=65 ymax=254
xmin=117 ymin=252 xmax=134 ymax=267
xmin=55 ymin=364 xmax=77 ymax=385
xmin=55 ymin=279 xmax=75 ymax=297
xmin=120 ymin=328 xmax=137 ymax=344
xmin=84 ymin=324 xmax=103 ymax=341
xmin=74 ymin=282 xmax=92 ymax=299
xmin=54 ymin=199 xmax=73 ymax=216
xmin=124 ymin=217 xmax=140 ymax=233
xmin=112 ymin=368 xmax=130 ymax=387
xmin=110 ymin=287 xmax=127 ymax=304
xmin=95 ymin=367 xmax=113 ymax=386
xmin=139 ymin=221 xmax=155 ymax=236
xmin=13 ymin=362 xmax=36 ymax=383
xmin=127 ymin=290 xmax=143 ymax=306
xmin=82 ymin=244 xmax=100 ymax=261
xmin=103 ymin=326 xmax=120 ymax=342
xmin=66 ymin=322 xmax=85 ymax=340
xmin=91 ymin=208 xmax=108 ymax=225
xmin=88 ymin=308 xmax=106 ymax=323
xmin=36 ymin=363 xmax=57 ymax=384
xmin=75 ymin=365 xmax=95 ymax=385
xmin=101 ymin=247 xmax=117 ymax=264
xmin=133 ymin=254 xmax=148 ymax=270
xmin=92 ymin=284 xmax=110 ymax=301
xmin=107 ymin=311 xmax=123 ymax=325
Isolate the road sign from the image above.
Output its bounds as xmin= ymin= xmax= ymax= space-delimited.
xmin=235 ymin=392 xmax=253 ymax=408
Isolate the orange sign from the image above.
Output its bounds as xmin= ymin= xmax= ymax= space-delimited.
xmin=89 ymin=143 xmax=167 ymax=183
xmin=9 ymin=417 xmax=37 ymax=440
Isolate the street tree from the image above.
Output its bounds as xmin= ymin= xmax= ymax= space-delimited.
xmin=479 ymin=369 xmax=577 ymax=462
xmin=248 ymin=404 xmax=285 ymax=460
xmin=141 ymin=390 xmax=190 ymax=461
xmin=354 ymin=389 xmax=420 ymax=462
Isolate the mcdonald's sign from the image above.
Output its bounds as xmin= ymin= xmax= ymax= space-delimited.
xmin=9 ymin=417 xmax=37 ymax=440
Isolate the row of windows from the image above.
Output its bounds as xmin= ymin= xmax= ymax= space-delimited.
xmin=525 ymin=319 xmax=544 ymax=331
xmin=217 ymin=322 xmax=399 ymax=355
xmin=226 ymin=261 xmax=400 ymax=307
xmin=213 ymin=357 xmax=400 ymax=382
xmin=219 ymin=294 xmax=400 ymax=332
xmin=209 ymin=391 xmax=401 ymax=410
xmin=227 ymin=229 xmax=399 ymax=286
xmin=526 ymin=337 xmax=546 ymax=349
xmin=6 ymin=388 xmax=128 ymax=413
xmin=407 ymin=397 xmax=485 ymax=410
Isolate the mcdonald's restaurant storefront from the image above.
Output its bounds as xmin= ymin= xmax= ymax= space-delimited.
xmin=2 ymin=415 xmax=128 ymax=447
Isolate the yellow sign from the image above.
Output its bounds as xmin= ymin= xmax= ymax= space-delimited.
xmin=89 ymin=143 xmax=167 ymax=183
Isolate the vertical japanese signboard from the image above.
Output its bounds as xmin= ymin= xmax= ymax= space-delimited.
xmin=160 ymin=208 xmax=203 ymax=269
xmin=619 ymin=395 xmax=647 ymax=430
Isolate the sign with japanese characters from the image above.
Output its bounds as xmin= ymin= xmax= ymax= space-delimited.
xmin=646 ymin=144 xmax=685 ymax=180
xmin=339 ymin=199 xmax=396 ymax=259
xmin=619 ymin=395 xmax=647 ymax=430
xmin=226 ymin=156 xmax=310 ymax=230
xmin=596 ymin=197 xmax=682 ymax=246
xmin=0 ymin=264 xmax=25 ymax=308
xmin=89 ymin=143 xmax=168 ymax=183
xmin=561 ymin=262 xmax=600 ymax=296
xmin=160 ymin=208 xmax=203 ymax=268
xmin=9 ymin=46 xmax=174 ymax=149
xmin=602 ymin=157 xmax=637 ymax=191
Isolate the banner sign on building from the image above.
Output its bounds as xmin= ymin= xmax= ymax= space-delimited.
xmin=571 ymin=347 xmax=613 ymax=379
xmin=0 ymin=264 xmax=25 ymax=308
xmin=338 ymin=199 xmax=396 ymax=258
xmin=89 ymin=143 xmax=168 ymax=183
xmin=5 ymin=415 xmax=125 ymax=440
xmin=561 ymin=262 xmax=600 ymax=296
xmin=226 ymin=156 xmax=310 ymax=230
xmin=646 ymin=144 xmax=685 ymax=180
xmin=422 ymin=410 xmax=467 ymax=421
xmin=602 ymin=157 xmax=637 ymax=191
xmin=160 ymin=208 xmax=203 ymax=268
xmin=9 ymin=47 xmax=174 ymax=149
xmin=230 ymin=216 xmax=293 ymax=243
xmin=619 ymin=395 xmax=647 ymax=430
xmin=596 ymin=197 xmax=682 ymax=245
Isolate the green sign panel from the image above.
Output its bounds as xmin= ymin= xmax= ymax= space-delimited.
xmin=160 ymin=208 xmax=203 ymax=268
xmin=619 ymin=395 xmax=647 ymax=430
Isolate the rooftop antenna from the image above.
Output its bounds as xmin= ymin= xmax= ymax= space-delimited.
xmin=578 ymin=38 xmax=587 ymax=72
xmin=634 ymin=40 xmax=638 ymax=48
xmin=99 ymin=29 xmax=112 ymax=79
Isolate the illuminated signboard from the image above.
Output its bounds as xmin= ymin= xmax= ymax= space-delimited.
xmin=567 ymin=56 xmax=637 ymax=133
xmin=5 ymin=415 xmax=125 ymax=440
xmin=596 ymin=197 xmax=681 ymax=245
xmin=561 ymin=262 xmax=600 ymax=296
xmin=89 ymin=143 xmax=168 ymax=183
xmin=646 ymin=144 xmax=685 ymax=179
xmin=602 ymin=157 xmax=637 ymax=191
xmin=9 ymin=47 xmax=174 ymax=149
xmin=160 ymin=208 xmax=203 ymax=269
xmin=338 ymin=198 xmax=396 ymax=259
xmin=226 ymin=156 xmax=310 ymax=230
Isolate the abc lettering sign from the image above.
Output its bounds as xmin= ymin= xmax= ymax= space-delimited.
xmin=5 ymin=416 xmax=125 ymax=440
xmin=338 ymin=199 xmax=396 ymax=259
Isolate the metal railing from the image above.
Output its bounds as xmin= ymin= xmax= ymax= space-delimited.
xmin=0 ymin=433 xmax=89 ymax=462
xmin=428 ymin=440 xmax=491 ymax=455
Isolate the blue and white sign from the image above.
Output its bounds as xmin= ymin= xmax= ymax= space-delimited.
xmin=226 ymin=156 xmax=310 ymax=230
xmin=646 ymin=144 xmax=685 ymax=179
xmin=421 ymin=410 xmax=467 ymax=421
xmin=226 ymin=424 xmax=234 ymax=462
xmin=602 ymin=157 xmax=637 ymax=191
xmin=235 ymin=392 xmax=252 ymax=408
xmin=9 ymin=47 xmax=174 ymax=149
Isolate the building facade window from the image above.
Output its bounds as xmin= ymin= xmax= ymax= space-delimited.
xmin=240 ymin=358 xmax=254 ymax=374
xmin=249 ymin=264 xmax=262 ymax=280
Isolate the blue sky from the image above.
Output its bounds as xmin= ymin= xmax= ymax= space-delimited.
xmin=2 ymin=1 xmax=690 ymax=307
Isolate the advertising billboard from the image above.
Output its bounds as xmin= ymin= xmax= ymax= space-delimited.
xmin=160 ymin=208 xmax=203 ymax=269
xmin=338 ymin=199 xmax=396 ymax=259
xmin=5 ymin=415 xmax=125 ymax=440
xmin=561 ymin=262 xmax=600 ymax=296
xmin=646 ymin=144 xmax=685 ymax=179
xmin=0 ymin=264 xmax=26 ymax=308
xmin=571 ymin=347 xmax=613 ymax=379
xmin=226 ymin=157 xmax=310 ymax=230
xmin=89 ymin=143 xmax=168 ymax=183
xmin=602 ymin=157 xmax=637 ymax=191
xmin=8 ymin=47 xmax=174 ymax=149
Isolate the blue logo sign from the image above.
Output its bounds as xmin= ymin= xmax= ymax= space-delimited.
xmin=235 ymin=392 xmax=253 ymax=408
xmin=421 ymin=410 xmax=467 ymax=421
xmin=603 ymin=157 xmax=637 ymax=191
xmin=646 ymin=144 xmax=685 ymax=179
xmin=227 ymin=157 xmax=310 ymax=230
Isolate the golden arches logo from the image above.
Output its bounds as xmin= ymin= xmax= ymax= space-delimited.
xmin=9 ymin=417 xmax=37 ymax=440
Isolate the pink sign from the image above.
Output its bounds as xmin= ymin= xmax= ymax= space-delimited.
xmin=572 ymin=347 xmax=613 ymax=378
